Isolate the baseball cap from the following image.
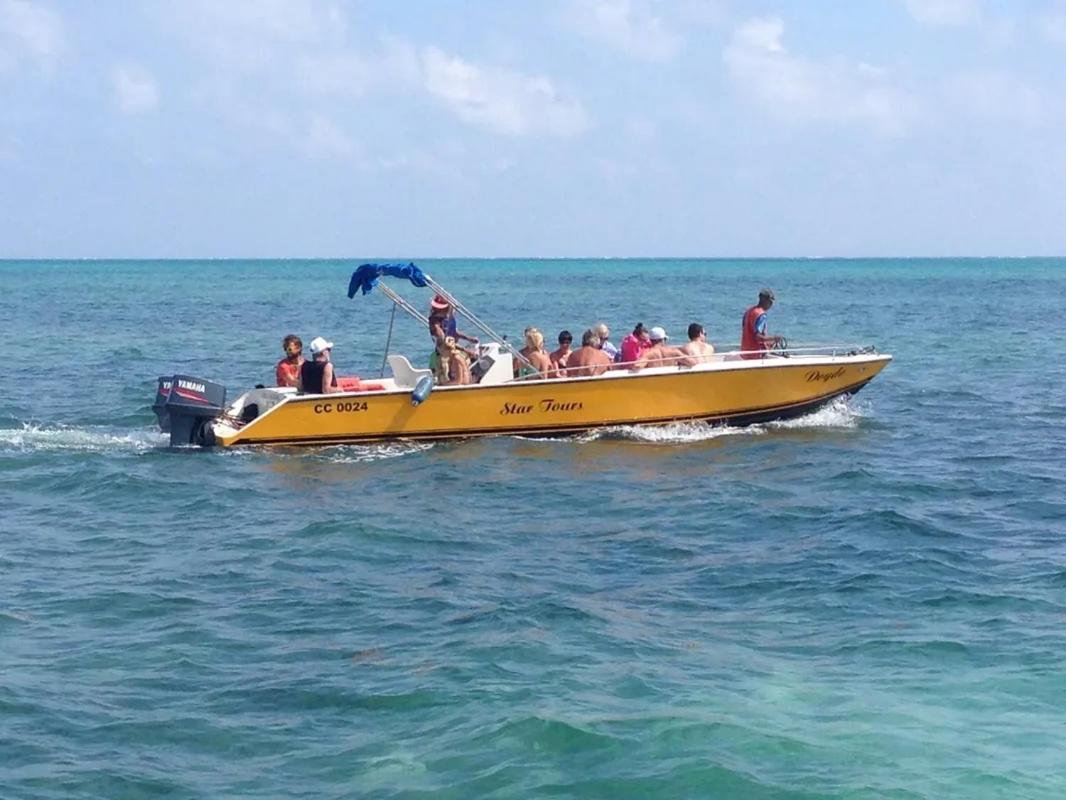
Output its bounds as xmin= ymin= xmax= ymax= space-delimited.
xmin=309 ymin=336 xmax=334 ymax=354
xmin=649 ymin=326 xmax=668 ymax=341
xmin=759 ymin=288 xmax=775 ymax=301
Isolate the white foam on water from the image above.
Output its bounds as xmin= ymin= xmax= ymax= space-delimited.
xmin=562 ymin=397 xmax=866 ymax=445
xmin=577 ymin=421 xmax=763 ymax=444
xmin=0 ymin=424 xmax=168 ymax=453
xmin=316 ymin=441 xmax=436 ymax=463
xmin=764 ymin=396 xmax=866 ymax=431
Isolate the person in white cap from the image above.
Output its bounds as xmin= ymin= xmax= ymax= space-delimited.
xmin=630 ymin=326 xmax=688 ymax=371
xmin=298 ymin=336 xmax=341 ymax=394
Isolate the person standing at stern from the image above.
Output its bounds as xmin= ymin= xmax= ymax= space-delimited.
xmin=428 ymin=295 xmax=478 ymax=350
xmin=740 ymin=289 xmax=783 ymax=359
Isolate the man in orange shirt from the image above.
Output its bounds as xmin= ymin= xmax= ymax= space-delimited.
xmin=275 ymin=334 xmax=304 ymax=387
xmin=740 ymin=289 xmax=782 ymax=359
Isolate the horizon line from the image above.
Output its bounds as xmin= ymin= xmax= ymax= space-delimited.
xmin=3 ymin=254 xmax=1066 ymax=263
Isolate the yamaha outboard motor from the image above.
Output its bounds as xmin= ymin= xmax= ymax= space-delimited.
xmin=152 ymin=377 xmax=173 ymax=432
xmin=162 ymin=375 xmax=226 ymax=447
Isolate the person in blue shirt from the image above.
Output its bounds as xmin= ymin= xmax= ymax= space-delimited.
xmin=741 ymin=288 xmax=783 ymax=359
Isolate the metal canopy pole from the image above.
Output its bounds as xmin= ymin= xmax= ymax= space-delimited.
xmin=377 ymin=283 xmax=429 ymax=327
xmin=378 ymin=302 xmax=397 ymax=378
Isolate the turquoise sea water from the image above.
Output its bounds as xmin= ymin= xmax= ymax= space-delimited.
xmin=1 ymin=258 xmax=1065 ymax=799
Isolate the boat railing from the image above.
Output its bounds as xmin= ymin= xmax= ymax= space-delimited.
xmin=509 ymin=343 xmax=879 ymax=381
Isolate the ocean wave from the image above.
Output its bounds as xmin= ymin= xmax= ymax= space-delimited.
xmin=0 ymin=423 xmax=167 ymax=453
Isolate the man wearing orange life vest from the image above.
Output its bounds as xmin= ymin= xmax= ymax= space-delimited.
xmin=740 ymin=288 xmax=783 ymax=359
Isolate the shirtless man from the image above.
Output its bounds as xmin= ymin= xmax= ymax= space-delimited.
xmin=630 ymin=327 xmax=688 ymax=371
xmin=549 ymin=330 xmax=573 ymax=377
xmin=678 ymin=323 xmax=716 ymax=365
xmin=564 ymin=329 xmax=613 ymax=377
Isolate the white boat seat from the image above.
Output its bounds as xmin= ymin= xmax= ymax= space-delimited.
xmin=387 ymin=354 xmax=433 ymax=389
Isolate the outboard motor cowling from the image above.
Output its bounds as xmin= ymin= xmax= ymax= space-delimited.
xmin=163 ymin=375 xmax=226 ymax=447
xmin=152 ymin=376 xmax=173 ymax=432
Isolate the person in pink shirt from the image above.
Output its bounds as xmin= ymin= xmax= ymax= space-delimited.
xmin=619 ymin=322 xmax=652 ymax=365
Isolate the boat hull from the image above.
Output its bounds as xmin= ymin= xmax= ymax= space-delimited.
xmin=214 ymin=354 xmax=891 ymax=447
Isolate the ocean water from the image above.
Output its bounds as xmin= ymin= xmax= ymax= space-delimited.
xmin=1 ymin=258 xmax=1064 ymax=799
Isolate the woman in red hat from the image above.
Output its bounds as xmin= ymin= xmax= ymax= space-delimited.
xmin=428 ymin=294 xmax=478 ymax=372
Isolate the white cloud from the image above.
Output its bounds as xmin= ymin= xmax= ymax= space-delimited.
xmin=942 ymin=71 xmax=1046 ymax=124
xmin=421 ymin=47 xmax=590 ymax=137
xmin=565 ymin=0 xmax=682 ymax=61
xmin=723 ymin=16 xmax=915 ymax=136
xmin=167 ymin=0 xmax=345 ymax=71
xmin=0 ymin=0 xmax=64 ymax=73
xmin=301 ymin=114 xmax=357 ymax=160
xmin=902 ymin=0 xmax=981 ymax=26
xmin=294 ymin=39 xmax=421 ymax=96
xmin=296 ymin=52 xmax=372 ymax=95
xmin=1038 ymin=3 xmax=1066 ymax=43
xmin=112 ymin=64 xmax=159 ymax=114
xmin=166 ymin=4 xmax=592 ymax=144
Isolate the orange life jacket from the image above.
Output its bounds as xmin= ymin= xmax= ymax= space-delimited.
xmin=740 ymin=306 xmax=767 ymax=359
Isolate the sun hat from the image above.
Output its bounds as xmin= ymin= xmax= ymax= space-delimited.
xmin=309 ymin=336 xmax=334 ymax=355
xmin=430 ymin=294 xmax=450 ymax=310
xmin=649 ymin=326 xmax=668 ymax=341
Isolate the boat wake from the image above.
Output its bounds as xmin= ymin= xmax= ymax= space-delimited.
xmin=765 ymin=396 xmax=867 ymax=430
xmin=0 ymin=423 xmax=168 ymax=453
xmin=0 ymin=398 xmax=865 ymax=455
xmin=577 ymin=396 xmax=866 ymax=444
xmin=580 ymin=421 xmax=763 ymax=444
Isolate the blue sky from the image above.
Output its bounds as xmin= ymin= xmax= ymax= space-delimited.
xmin=3 ymin=0 xmax=1066 ymax=258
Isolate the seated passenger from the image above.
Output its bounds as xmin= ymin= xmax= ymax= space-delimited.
xmin=549 ymin=330 xmax=573 ymax=377
xmin=515 ymin=327 xmax=553 ymax=378
xmin=630 ymin=327 xmax=687 ymax=371
xmin=593 ymin=322 xmax=619 ymax=363
xmin=298 ymin=336 xmax=341 ymax=394
xmin=679 ymin=322 xmax=716 ymax=365
xmin=433 ymin=337 xmax=472 ymax=386
xmin=565 ymin=329 xmax=613 ymax=377
xmin=619 ymin=322 xmax=652 ymax=365
xmin=275 ymin=334 xmax=305 ymax=387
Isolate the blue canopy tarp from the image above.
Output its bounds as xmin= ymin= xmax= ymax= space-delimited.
xmin=347 ymin=263 xmax=429 ymax=298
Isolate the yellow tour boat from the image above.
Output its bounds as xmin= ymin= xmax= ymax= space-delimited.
xmin=153 ymin=264 xmax=891 ymax=448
